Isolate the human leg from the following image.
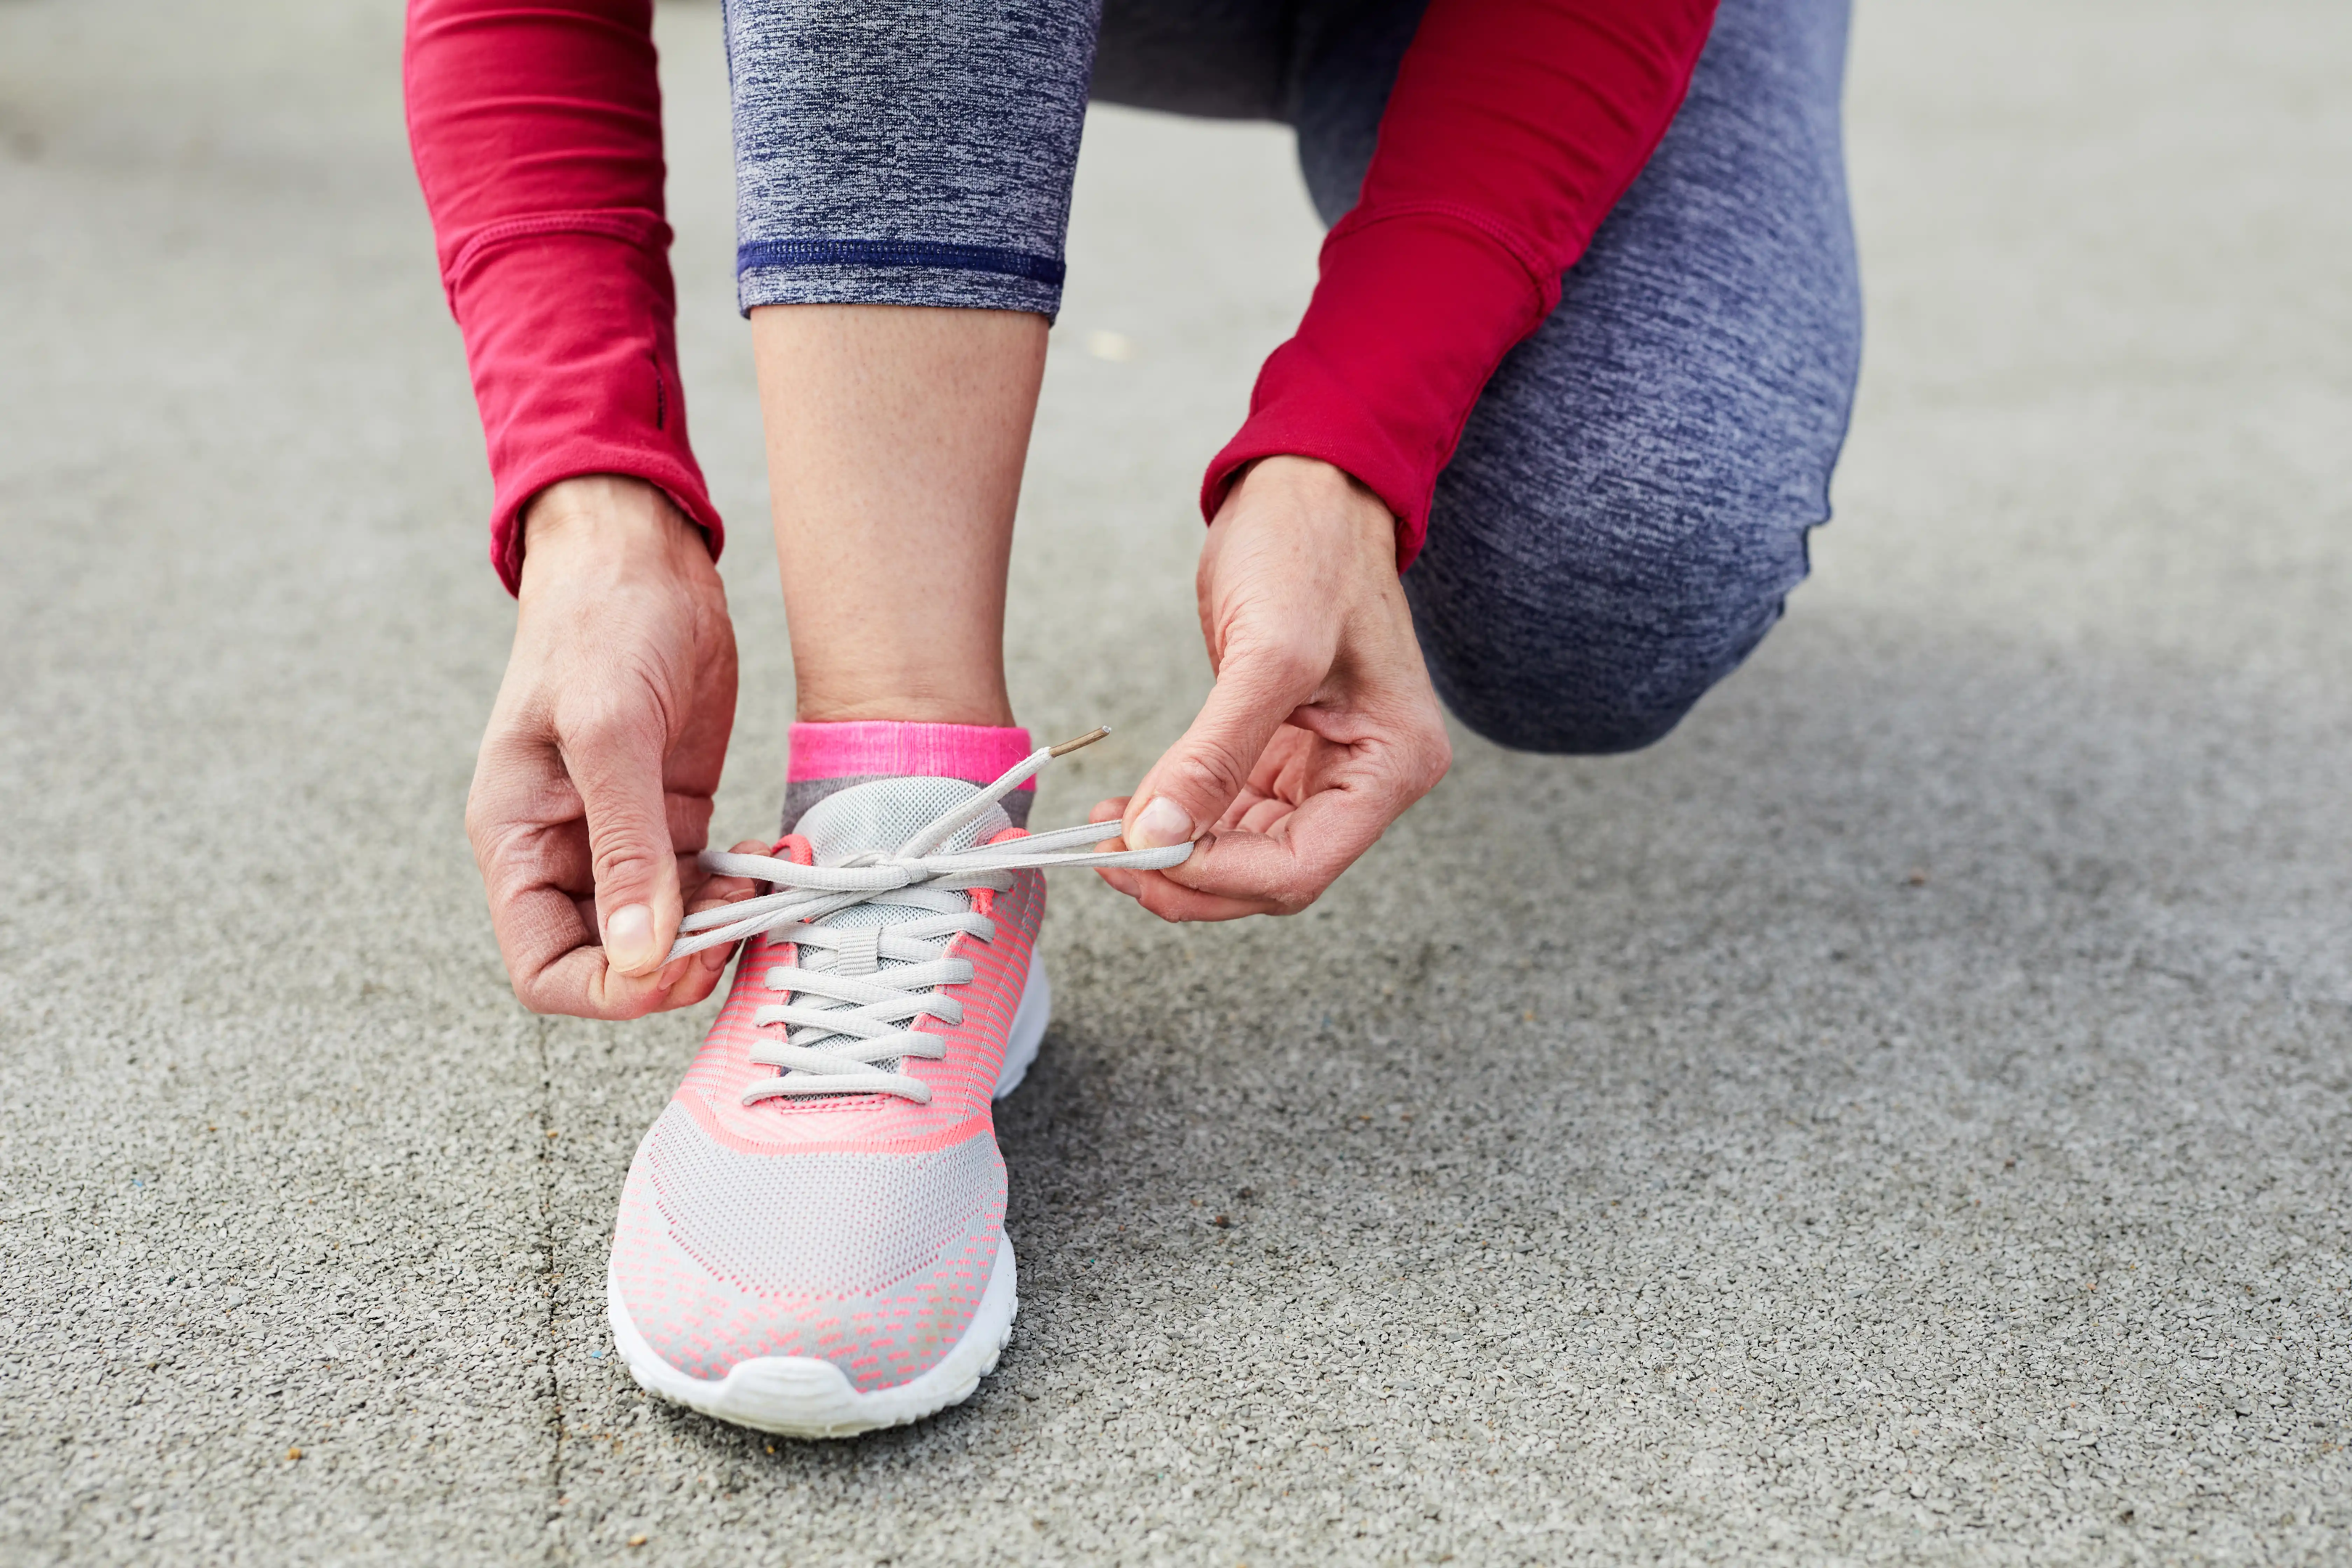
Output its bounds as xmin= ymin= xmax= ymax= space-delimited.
xmin=726 ymin=0 xmax=1098 ymax=729
xmin=754 ymin=304 xmax=1041 ymax=731
xmin=1294 ymin=0 xmax=1865 ymax=754
xmin=608 ymin=0 xmax=1160 ymax=1440
xmin=1090 ymin=0 xmax=1290 ymax=118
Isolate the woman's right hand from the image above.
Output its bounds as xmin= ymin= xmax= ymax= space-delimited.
xmin=465 ymin=475 xmax=757 ymax=1018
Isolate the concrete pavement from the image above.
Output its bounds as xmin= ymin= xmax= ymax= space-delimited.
xmin=3 ymin=0 xmax=2349 ymax=1562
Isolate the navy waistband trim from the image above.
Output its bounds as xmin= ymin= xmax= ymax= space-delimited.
xmin=737 ymin=238 xmax=1066 ymax=287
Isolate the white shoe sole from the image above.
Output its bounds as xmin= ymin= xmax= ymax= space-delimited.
xmin=992 ymin=951 xmax=1051 ymax=1101
xmin=607 ymin=955 xmax=1048 ymax=1439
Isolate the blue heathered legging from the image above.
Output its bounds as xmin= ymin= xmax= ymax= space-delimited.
xmin=725 ymin=0 xmax=1862 ymax=755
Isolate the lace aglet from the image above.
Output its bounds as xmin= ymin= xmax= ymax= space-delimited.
xmin=905 ymin=724 xmax=1122 ymax=859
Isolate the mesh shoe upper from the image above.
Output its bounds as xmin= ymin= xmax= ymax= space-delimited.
xmin=609 ymin=777 xmax=1043 ymax=1392
xmin=611 ymin=1108 xmax=1005 ymax=1388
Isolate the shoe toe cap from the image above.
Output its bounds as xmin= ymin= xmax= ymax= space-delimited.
xmin=609 ymin=1104 xmax=1005 ymax=1389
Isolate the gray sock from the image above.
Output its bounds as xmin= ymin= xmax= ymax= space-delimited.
xmin=782 ymin=774 xmax=1034 ymax=836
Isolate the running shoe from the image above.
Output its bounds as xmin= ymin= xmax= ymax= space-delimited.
xmin=605 ymin=730 xmax=1188 ymax=1437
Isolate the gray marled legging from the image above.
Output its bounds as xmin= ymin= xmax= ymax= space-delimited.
xmin=726 ymin=0 xmax=1861 ymax=754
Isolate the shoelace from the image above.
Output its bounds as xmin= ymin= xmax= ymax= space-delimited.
xmin=663 ymin=728 xmax=1193 ymax=1104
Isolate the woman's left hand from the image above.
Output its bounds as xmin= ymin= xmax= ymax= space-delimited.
xmin=1092 ymin=454 xmax=1453 ymax=920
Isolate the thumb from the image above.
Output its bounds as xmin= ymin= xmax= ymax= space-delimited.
xmin=1127 ymin=641 xmax=1318 ymax=851
xmin=566 ymin=717 xmax=683 ymax=978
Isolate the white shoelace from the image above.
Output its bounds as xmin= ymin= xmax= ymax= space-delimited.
xmin=663 ymin=729 xmax=1193 ymax=1105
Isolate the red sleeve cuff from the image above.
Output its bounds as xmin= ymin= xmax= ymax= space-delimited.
xmin=446 ymin=213 xmax=723 ymax=594
xmin=1199 ymin=211 xmax=1553 ymax=571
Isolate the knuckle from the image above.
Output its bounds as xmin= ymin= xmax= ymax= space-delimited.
xmin=563 ymin=697 xmax=665 ymax=758
xmin=470 ymin=842 xmax=534 ymax=910
xmin=1230 ymin=630 xmax=1323 ymax=693
xmin=550 ymin=650 xmax=674 ymax=730
xmin=1416 ymin=732 xmax=1454 ymax=792
xmin=1138 ymin=881 xmax=1191 ymax=924
xmin=589 ymin=841 xmax=663 ymax=892
xmin=611 ymin=993 xmax=661 ymax=1022
xmin=1257 ymin=867 xmax=1322 ymax=915
xmin=464 ymin=787 xmax=534 ymax=858
xmin=1164 ymin=749 xmax=1251 ymax=807
xmin=463 ymin=799 xmax=495 ymax=852
xmin=463 ymin=761 xmax=523 ymax=846
xmin=516 ymin=970 xmax=584 ymax=1019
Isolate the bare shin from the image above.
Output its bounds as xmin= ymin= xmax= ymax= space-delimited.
xmin=751 ymin=303 xmax=1046 ymax=727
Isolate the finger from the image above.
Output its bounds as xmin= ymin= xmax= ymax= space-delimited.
xmin=509 ymin=874 xmax=713 ymax=1016
xmin=656 ymin=939 xmax=730 ymax=989
xmin=1123 ymin=641 xmax=1320 ymax=853
xmin=652 ymin=947 xmax=731 ymax=1007
xmin=679 ymin=837 xmax=773 ymax=908
xmin=669 ymin=838 xmax=774 ymax=979
xmin=1164 ymin=780 xmax=1397 ymax=912
xmin=563 ymin=711 xmax=685 ymax=979
xmin=523 ymin=942 xmax=686 ymax=1019
xmin=472 ymin=834 xmax=673 ymax=1017
xmin=1122 ymin=863 xmax=1281 ymax=923
xmin=469 ymin=748 xmax=660 ymax=1018
xmin=1220 ymin=786 xmax=1285 ymax=834
xmin=646 ymin=783 xmax=722 ymax=990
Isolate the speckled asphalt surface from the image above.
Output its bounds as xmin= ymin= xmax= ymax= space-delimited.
xmin=4 ymin=1 xmax=2349 ymax=1563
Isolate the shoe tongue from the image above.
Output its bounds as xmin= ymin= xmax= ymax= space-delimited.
xmin=791 ymin=775 xmax=1011 ymax=866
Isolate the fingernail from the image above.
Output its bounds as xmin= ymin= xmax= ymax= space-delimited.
xmin=1129 ymin=796 xmax=1193 ymax=851
xmin=606 ymin=904 xmax=658 ymax=974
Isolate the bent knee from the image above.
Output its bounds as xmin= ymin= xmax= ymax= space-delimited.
xmin=1408 ymin=544 xmax=1797 ymax=757
xmin=1437 ymin=670 xmax=1711 ymax=755
xmin=1428 ymin=637 xmax=1760 ymax=755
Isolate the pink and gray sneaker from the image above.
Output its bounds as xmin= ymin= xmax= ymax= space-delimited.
xmin=604 ymin=731 xmax=1188 ymax=1437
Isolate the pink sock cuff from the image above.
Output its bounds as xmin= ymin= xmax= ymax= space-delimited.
xmin=786 ymin=721 xmax=1037 ymax=790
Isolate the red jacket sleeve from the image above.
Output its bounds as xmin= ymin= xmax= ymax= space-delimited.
xmin=1201 ymin=0 xmax=1718 ymax=570
xmin=404 ymin=0 xmax=722 ymax=594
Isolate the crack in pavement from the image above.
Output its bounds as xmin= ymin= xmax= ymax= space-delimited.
xmin=534 ymin=1016 xmax=570 ymax=1563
